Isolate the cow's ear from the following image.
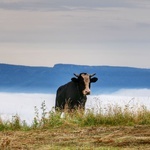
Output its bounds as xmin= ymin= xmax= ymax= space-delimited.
xmin=90 ymin=77 xmax=98 ymax=83
xmin=71 ymin=77 xmax=78 ymax=83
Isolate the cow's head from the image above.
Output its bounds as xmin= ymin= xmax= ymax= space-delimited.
xmin=71 ymin=73 xmax=98 ymax=95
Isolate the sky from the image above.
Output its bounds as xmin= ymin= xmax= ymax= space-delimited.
xmin=0 ymin=0 xmax=150 ymax=68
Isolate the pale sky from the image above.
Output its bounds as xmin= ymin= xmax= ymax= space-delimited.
xmin=0 ymin=0 xmax=150 ymax=68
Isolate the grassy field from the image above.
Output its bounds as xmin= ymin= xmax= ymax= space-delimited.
xmin=1 ymin=125 xmax=150 ymax=150
xmin=0 ymin=101 xmax=150 ymax=149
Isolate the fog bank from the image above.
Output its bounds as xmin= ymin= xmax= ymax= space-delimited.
xmin=0 ymin=89 xmax=150 ymax=124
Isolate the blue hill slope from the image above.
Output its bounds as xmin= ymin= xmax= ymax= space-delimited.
xmin=0 ymin=63 xmax=150 ymax=94
xmin=0 ymin=64 xmax=52 ymax=93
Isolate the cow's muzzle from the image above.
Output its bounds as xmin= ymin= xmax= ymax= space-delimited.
xmin=83 ymin=90 xmax=91 ymax=95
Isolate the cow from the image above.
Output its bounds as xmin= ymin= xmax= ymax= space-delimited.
xmin=55 ymin=73 xmax=98 ymax=111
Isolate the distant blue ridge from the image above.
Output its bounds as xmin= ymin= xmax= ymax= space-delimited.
xmin=0 ymin=63 xmax=150 ymax=94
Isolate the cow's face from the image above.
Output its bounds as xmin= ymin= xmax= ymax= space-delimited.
xmin=71 ymin=73 xmax=98 ymax=95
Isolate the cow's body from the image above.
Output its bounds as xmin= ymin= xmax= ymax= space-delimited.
xmin=55 ymin=73 xmax=98 ymax=111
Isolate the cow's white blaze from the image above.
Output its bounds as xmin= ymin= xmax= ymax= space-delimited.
xmin=81 ymin=74 xmax=91 ymax=95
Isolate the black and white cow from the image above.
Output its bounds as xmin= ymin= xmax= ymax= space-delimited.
xmin=55 ymin=73 xmax=98 ymax=111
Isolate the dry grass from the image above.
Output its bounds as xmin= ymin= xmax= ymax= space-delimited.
xmin=0 ymin=125 xmax=150 ymax=149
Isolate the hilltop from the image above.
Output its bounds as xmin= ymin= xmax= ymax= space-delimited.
xmin=0 ymin=63 xmax=150 ymax=93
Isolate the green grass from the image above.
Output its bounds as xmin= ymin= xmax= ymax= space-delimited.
xmin=0 ymin=101 xmax=150 ymax=131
